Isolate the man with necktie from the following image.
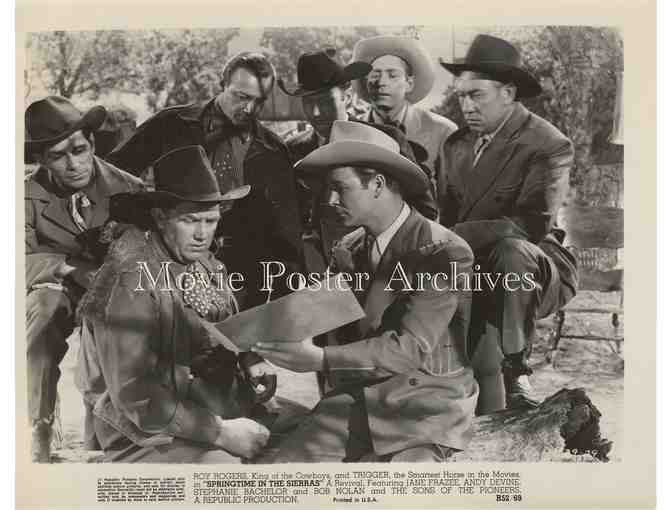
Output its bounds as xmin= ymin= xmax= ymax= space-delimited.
xmin=108 ymin=52 xmax=304 ymax=309
xmin=24 ymin=96 xmax=143 ymax=462
xmin=438 ymin=34 xmax=579 ymax=413
xmin=352 ymin=35 xmax=458 ymax=199
xmin=253 ymin=121 xmax=477 ymax=463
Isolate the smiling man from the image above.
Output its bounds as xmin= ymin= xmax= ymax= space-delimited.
xmin=439 ymin=34 xmax=579 ymax=414
xmin=24 ymin=96 xmax=143 ymax=462
xmin=77 ymin=145 xmax=274 ymax=463
xmin=108 ymin=52 xmax=304 ymax=309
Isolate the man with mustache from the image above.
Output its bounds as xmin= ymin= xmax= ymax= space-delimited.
xmin=352 ymin=35 xmax=458 ymax=200
xmin=108 ymin=52 xmax=304 ymax=309
xmin=24 ymin=96 xmax=143 ymax=462
xmin=439 ymin=35 xmax=579 ymax=414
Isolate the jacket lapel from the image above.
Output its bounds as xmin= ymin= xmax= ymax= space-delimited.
xmin=358 ymin=210 xmax=422 ymax=336
xmin=403 ymin=103 xmax=421 ymax=136
xmin=459 ymin=103 xmax=529 ymax=221
xmin=27 ymin=169 xmax=81 ymax=236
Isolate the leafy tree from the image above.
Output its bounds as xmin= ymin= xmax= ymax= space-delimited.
xmin=259 ymin=26 xmax=380 ymax=86
xmin=26 ymin=28 xmax=240 ymax=113
xmin=27 ymin=30 xmax=138 ymax=99
xmin=130 ymin=28 xmax=239 ymax=112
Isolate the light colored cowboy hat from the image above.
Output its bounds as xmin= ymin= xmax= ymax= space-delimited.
xmin=351 ymin=35 xmax=435 ymax=104
xmin=294 ymin=120 xmax=429 ymax=195
xmin=25 ymin=96 xmax=107 ymax=163
xmin=439 ymin=34 xmax=542 ymax=99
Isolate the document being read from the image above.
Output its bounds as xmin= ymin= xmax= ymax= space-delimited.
xmin=202 ymin=275 xmax=365 ymax=352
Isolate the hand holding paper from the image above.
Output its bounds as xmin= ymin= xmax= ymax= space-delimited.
xmin=252 ymin=338 xmax=324 ymax=373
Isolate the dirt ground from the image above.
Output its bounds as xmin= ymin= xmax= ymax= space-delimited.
xmin=45 ymin=290 xmax=623 ymax=464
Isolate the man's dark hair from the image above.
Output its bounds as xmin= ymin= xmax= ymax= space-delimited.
xmin=352 ymin=166 xmax=401 ymax=194
xmin=37 ymin=130 xmax=95 ymax=162
xmin=458 ymin=70 xmax=518 ymax=99
xmin=220 ymin=52 xmax=276 ymax=89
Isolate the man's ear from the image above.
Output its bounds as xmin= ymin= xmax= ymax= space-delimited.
xmin=373 ymin=173 xmax=386 ymax=197
xmin=405 ymin=75 xmax=416 ymax=96
xmin=502 ymin=83 xmax=517 ymax=104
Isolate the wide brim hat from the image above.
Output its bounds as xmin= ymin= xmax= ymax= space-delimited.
xmin=295 ymin=120 xmax=429 ymax=196
xmin=439 ymin=34 xmax=542 ymax=99
xmin=25 ymin=96 xmax=107 ymax=163
xmin=351 ymin=36 xmax=435 ymax=104
xmin=136 ymin=145 xmax=250 ymax=205
xmin=278 ymin=49 xmax=372 ymax=97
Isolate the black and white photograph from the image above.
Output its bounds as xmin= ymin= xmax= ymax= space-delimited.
xmin=15 ymin=2 xmax=657 ymax=508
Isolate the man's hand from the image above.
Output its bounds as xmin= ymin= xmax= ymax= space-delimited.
xmin=252 ymin=338 xmax=324 ymax=373
xmin=214 ymin=417 xmax=270 ymax=459
xmin=245 ymin=361 xmax=276 ymax=396
xmin=54 ymin=258 xmax=98 ymax=289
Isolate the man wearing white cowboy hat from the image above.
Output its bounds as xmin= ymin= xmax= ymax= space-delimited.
xmin=77 ymin=145 xmax=275 ymax=463
xmin=438 ymin=34 xmax=579 ymax=414
xmin=24 ymin=96 xmax=143 ymax=462
xmin=352 ymin=35 xmax=458 ymax=198
xmin=253 ymin=121 xmax=478 ymax=463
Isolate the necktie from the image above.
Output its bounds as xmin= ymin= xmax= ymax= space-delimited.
xmin=473 ymin=134 xmax=492 ymax=166
xmin=69 ymin=191 xmax=91 ymax=232
xmin=367 ymin=234 xmax=383 ymax=272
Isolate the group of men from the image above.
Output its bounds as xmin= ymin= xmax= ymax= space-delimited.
xmin=24 ymin=33 xmax=578 ymax=463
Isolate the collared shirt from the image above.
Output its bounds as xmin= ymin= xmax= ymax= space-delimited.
xmin=369 ymin=202 xmax=411 ymax=271
xmin=49 ymin=159 xmax=102 ymax=231
xmin=371 ymin=102 xmax=409 ymax=130
xmin=473 ymin=107 xmax=515 ymax=166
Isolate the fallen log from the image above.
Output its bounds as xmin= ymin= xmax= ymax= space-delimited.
xmin=454 ymin=388 xmax=613 ymax=462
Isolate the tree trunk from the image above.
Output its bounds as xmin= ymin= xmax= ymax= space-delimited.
xmin=454 ymin=388 xmax=613 ymax=462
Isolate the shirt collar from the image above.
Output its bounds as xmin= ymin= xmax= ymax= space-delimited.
xmin=481 ymin=106 xmax=515 ymax=141
xmin=373 ymin=202 xmax=411 ymax=258
xmin=371 ymin=102 xmax=409 ymax=126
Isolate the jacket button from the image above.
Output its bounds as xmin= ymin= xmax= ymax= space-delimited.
xmin=409 ymin=377 xmax=418 ymax=386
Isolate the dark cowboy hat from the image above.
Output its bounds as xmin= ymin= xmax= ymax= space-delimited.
xmin=25 ymin=96 xmax=108 ymax=164
xmin=440 ymin=34 xmax=542 ymax=99
xmin=141 ymin=145 xmax=250 ymax=204
xmin=108 ymin=145 xmax=250 ymax=229
xmin=295 ymin=120 xmax=429 ymax=196
xmin=278 ymin=49 xmax=372 ymax=97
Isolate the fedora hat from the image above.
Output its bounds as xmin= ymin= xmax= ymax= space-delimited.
xmin=440 ymin=34 xmax=542 ymax=99
xmin=25 ymin=96 xmax=107 ymax=163
xmin=278 ymin=49 xmax=372 ymax=97
xmin=351 ymin=36 xmax=435 ymax=104
xmin=295 ymin=120 xmax=429 ymax=195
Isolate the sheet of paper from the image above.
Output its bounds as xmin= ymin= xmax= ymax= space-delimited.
xmin=211 ymin=275 xmax=365 ymax=350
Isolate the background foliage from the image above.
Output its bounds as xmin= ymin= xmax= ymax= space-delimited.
xmin=25 ymin=26 xmax=623 ymax=205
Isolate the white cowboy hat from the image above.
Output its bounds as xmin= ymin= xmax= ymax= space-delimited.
xmin=294 ymin=120 xmax=429 ymax=195
xmin=351 ymin=35 xmax=435 ymax=104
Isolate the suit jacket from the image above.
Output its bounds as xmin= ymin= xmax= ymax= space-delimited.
xmin=287 ymin=124 xmax=439 ymax=268
xmin=439 ymin=103 xmax=578 ymax=294
xmin=107 ymin=100 xmax=304 ymax=307
xmin=25 ymin=157 xmax=143 ymax=292
xmin=363 ymin=103 xmax=458 ymax=196
xmin=323 ymin=208 xmax=478 ymax=455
